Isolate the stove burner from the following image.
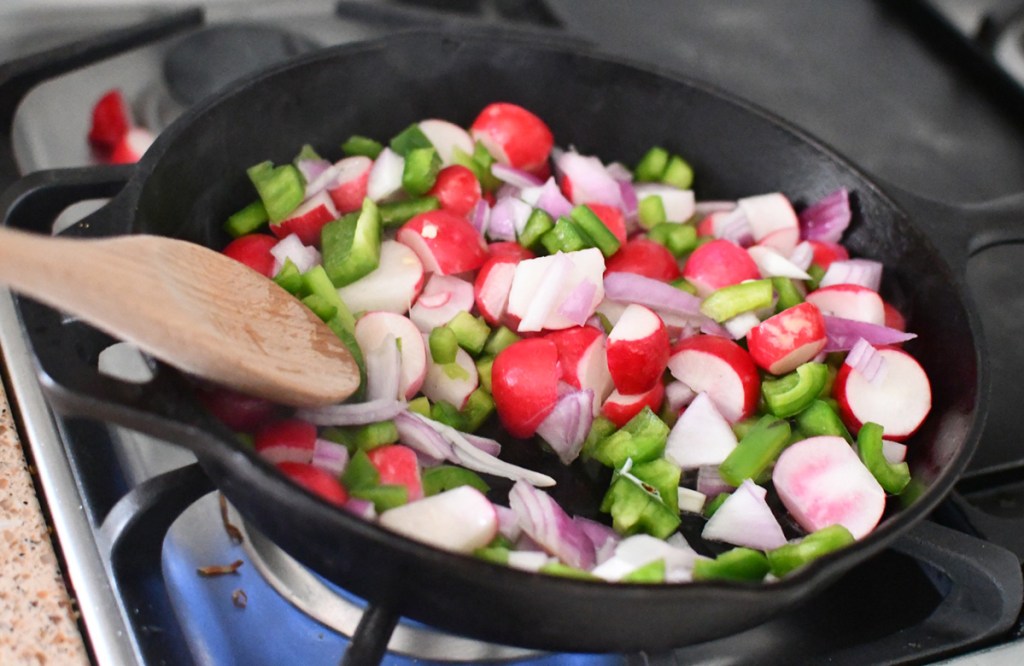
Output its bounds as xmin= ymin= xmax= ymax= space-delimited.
xmin=163 ymin=24 xmax=321 ymax=106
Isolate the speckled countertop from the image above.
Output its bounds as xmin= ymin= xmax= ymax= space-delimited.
xmin=0 ymin=379 xmax=89 ymax=665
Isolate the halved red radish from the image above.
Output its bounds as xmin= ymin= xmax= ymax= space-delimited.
xmin=474 ymin=255 xmax=523 ymax=326
xmin=428 ymin=165 xmax=482 ymax=217
xmin=276 ymin=462 xmax=349 ymax=507
xmin=409 ymin=274 xmax=474 ymax=331
xmin=602 ymin=382 xmax=665 ymax=428
xmin=488 ymin=241 xmax=535 ymax=261
xmin=773 ymin=435 xmax=885 ymax=539
xmin=747 ymin=302 xmax=827 ymax=375
xmin=88 ymin=89 xmax=130 ymax=154
xmin=696 ymin=211 xmax=728 ymax=237
xmin=379 ymin=486 xmax=498 ymax=554
xmin=222 ymin=233 xmax=278 ymax=277
xmin=354 ymin=312 xmax=427 ymax=399
xmin=337 ymin=240 xmax=424 ymax=315
xmin=545 ymin=326 xmax=614 ymax=411
xmin=420 ymin=341 xmax=479 ymax=410
xmin=606 ymin=304 xmax=670 ymax=394
xmin=418 ymin=118 xmax=474 ymax=165
xmin=397 ymin=210 xmax=489 ymax=276
xmin=807 ymin=240 xmax=850 ymax=270
xmin=366 ymin=445 xmax=424 ymax=501
xmin=664 ymin=392 xmax=738 ymax=469
xmin=605 ymin=239 xmax=680 ymax=282
xmin=198 ymin=386 xmax=279 ymax=432
xmin=506 ymin=248 xmax=606 ymax=332
xmin=681 ymin=239 xmax=761 ymax=297
xmin=255 ymin=418 xmax=317 ymax=464
xmin=109 ymin=126 xmax=155 ymax=164
xmin=470 ymin=102 xmax=554 ymax=175
xmin=491 ymin=338 xmax=561 ymax=438
xmin=667 ymin=336 xmax=760 ymax=423
xmin=833 ymin=347 xmax=931 ymax=440
xmin=633 ymin=184 xmax=696 ymax=222
xmin=587 ymin=203 xmax=629 ymax=246
xmin=805 ymin=284 xmax=885 ymax=326
xmin=269 ymin=190 xmax=338 ymax=245
xmin=326 ymin=155 xmax=372 ymax=214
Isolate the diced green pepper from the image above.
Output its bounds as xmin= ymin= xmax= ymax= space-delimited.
xmin=273 ymin=258 xmax=303 ymax=294
xmin=389 ymin=123 xmax=433 ymax=157
xmin=648 ymin=222 xmax=698 ymax=258
xmin=321 ymin=199 xmax=382 ymax=287
xmin=766 ymin=525 xmax=855 ymax=577
xmin=857 ymin=422 xmax=911 ymax=494
xmin=293 ymin=143 xmax=321 ymax=163
xmin=518 ymin=208 xmax=555 ymax=250
xmin=341 ymin=449 xmax=380 ymax=489
xmin=661 ymin=155 xmax=694 ymax=190
xmin=622 ymin=559 xmax=666 ymax=583
xmin=428 ymin=325 xmax=459 ymax=364
xmin=402 ymin=146 xmax=441 ymax=197
xmin=422 ymin=465 xmax=491 ymax=496
xmin=341 ymin=135 xmax=383 ymax=159
xmin=638 ymin=195 xmax=667 ymax=229
xmin=483 ymin=326 xmax=521 ymax=356
xmin=719 ymin=415 xmax=792 ymax=487
xmin=246 ymin=161 xmax=305 ymax=223
xmin=539 ymin=563 xmax=600 ymax=580
xmin=761 ymin=362 xmax=830 ymax=418
xmin=772 ymin=276 xmax=804 ymax=312
xmin=379 ymin=196 xmax=440 ymax=227
xmin=634 ymin=146 xmax=670 ymax=182
xmin=224 ymin=200 xmax=269 ymax=237
xmin=794 ymin=399 xmax=853 ymax=443
xmin=670 ymin=277 xmax=698 ymax=295
xmin=571 ymin=205 xmax=622 ymax=257
xmin=301 ymin=294 xmax=338 ymax=322
xmin=591 ymin=407 xmax=670 ymax=468
xmin=430 ymin=400 xmax=465 ymax=430
xmin=600 ymin=473 xmax=681 ymax=539
xmin=474 ymin=546 xmax=510 ymax=565
xmin=475 ymin=355 xmax=494 ymax=393
xmin=540 ymin=217 xmax=594 ymax=254
xmin=703 ymin=492 xmax=730 ymax=518
xmin=628 ymin=457 xmax=682 ymax=515
xmin=351 ymin=484 xmax=408 ymax=512
xmin=806 ymin=263 xmax=826 ymax=291
xmin=700 ymin=279 xmax=773 ymax=323
xmin=350 ymin=421 xmax=400 ymax=451
xmin=581 ymin=416 xmax=618 ymax=460
xmin=452 ymin=141 xmax=501 ymax=192
xmin=447 ymin=311 xmax=491 ymax=356
xmin=301 ymin=265 xmax=356 ymax=332
xmin=460 ymin=388 xmax=495 ymax=432
xmin=693 ymin=548 xmax=770 ymax=582
xmin=408 ymin=395 xmax=431 ymax=417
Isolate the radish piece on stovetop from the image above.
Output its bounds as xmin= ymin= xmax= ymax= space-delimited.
xmin=418 ymin=118 xmax=475 ymax=166
xmin=327 ymin=155 xmax=373 ymax=214
xmin=420 ymin=340 xmax=479 ymax=410
xmin=601 ymin=382 xmax=665 ymax=428
xmin=546 ymin=325 xmax=614 ymax=413
xmin=470 ymin=102 xmax=554 ymax=175
xmin=410 ymin=273 xmax=475 ymax=331
xmin=255 ymin=418 xmax=317 ymax=465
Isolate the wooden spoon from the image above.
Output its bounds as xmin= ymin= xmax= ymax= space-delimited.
xmin=0 ymin=227 xmax=360 ymax=407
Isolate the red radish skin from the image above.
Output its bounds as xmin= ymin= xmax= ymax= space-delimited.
xmin=605 ymin=239 xmax=681 ymax=282
xmin=327 ymin=156 xmax=372 ymax=214
xmin=834 ymin=347 xmax=932 ymax=441
xmin=271 ymin=190 xmax=338 ymax=245
xmin=337 ymin=240 xmax=425 ymax=315
xmin=806 ymin=284 xmax=886 ymax=326
xmin=681 ymin=239 xmax=761 ymax=297
xmin=697 ymin=212 xmax=728 ymax=237
xmin=883 ymin=301 xmax=907 ymax=332
xmin=807 ymin=240 xmax=849 ymax=270
xmin=222 ymin=234 xmax=278 ymax=277
xmin=366 ymin=445 xmax=424 ymax=501
xmin=747 ymin=302 xmax=828 ymax=375
xmin=488 ymin=241 xmax=535 ymax=261
xmin=409 ymin=274 xmax=475 ymax=332
xmin=109 ymin=127 xmax=155 ymax=165
xmin=602 ymin=382 xmax=665 ymax=428
xmin=255 ymin=418 xmax=317 ymax=464
xmin=545 ymin=326 xmax=614 ymax=412
xmin=198 ymin=387 xmax=278 ymax=432
xmin=398 ymin=210 xmax=489 ymax=275
xmin=586 ymin=203 xmax=629 ymax=245
xmin=474 ymin=255 xmax=521 ymax=326
xmin=276 ymin=462 xmax=349 ymax=507
xmin=492 ymin=338 xmax=561 ymax=438
xmin=354 ymin=312 xmax=427 ymax=399
xmin=470 ymin=102 xmax=554 ymax=175
xmin=667 ymin=336 xmax=760 ymax=423
xmin=88 ymin=89 xmax=131 ymax=154
xmin=428 ymin=165 xmax=483 ymax=217
xmin=772 ymin=436 xmax=885 ymax=539
xmin=379 ymin=486 xmax=498 ymax=554
xmin=606 ymin=304 xmax=670 ymax=394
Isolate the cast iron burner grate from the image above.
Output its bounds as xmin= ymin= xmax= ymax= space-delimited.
xmin=0 ymin=4 xmax=1023 ymax=665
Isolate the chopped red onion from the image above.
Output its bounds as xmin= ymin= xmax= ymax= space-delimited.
xmin=819 ymin=258 xmax=883 ymax=292
xmin=555 ymin=150 xmax=622 ymax=208
xmin=470 ymin=199 xmax=490 ymax=235
xmin=799 ymin=187 xmax=851 ymax=243
xmin=557 ymin=276 xmax=598 ymax=327
xmin=518 ymin=253 xmax=573 ymax=332
xmin=747 ymin=245 xmax=811 ymax=280
xmin=494 ymin=504 xmax=522 ymax=541
xmin=343 ymin=498 xmax=377 ymax=521
xmin=696 ymin=465 xmax=733 ymax=499
xmin=789 ymin=240 xmax=815 ymax=271
xmin=664 ymin=380 xmax=697 ymax=413
xmin=701 ymin=479 xmax=787 ymax=550
xmin=271 ymin=232 xmax=321 ymax=275
xmin=492 ymin=162 xmax=543 ymax=189
xmin=311 ymin=438 xmax=350 ymax=476
xmin=507 ymin=551 xmax=552 ymax=572
xmin=823 ymin=315 xmax=917 ymax=352
xmin=367 ymin=147 xmax=405 ymax=202
xmin=882 ymin=439 xmax=907 ymax=464
xmin=573 ymin=516 xmax=620 ymax=565
xmin=604 ymin=161 xmax=633 ymax=182
xmin=461 ymin=432 xmax=502 ymax=457
xmin=535 ymin=389 xmax=595 ymax=465
xmin=590 ymin=534 xmax=698 ymax=583
xmin=297 ymin=157 xmax=332 ymax=196
xmin=495 ymin=183 xmax=522 ymax=202
xmin=363 ymin=334 xmax=401 ymax=402
xmin=488 ymin=196 xmax=531 ymax=241
xmin=713 ymin=207 xmax=754 ymax=246
xmin=619 ymin=180 xmax=639 ymax=227
xmin=393 ymin=411 xmax=452 ymax=464
xmin=603 ymin=272 xmax=703 ymax=317
xmin=296 ymin=398 xmax=406 ymax=426
xmin=694 ymin=200 xmax=737 ymax=217
xmin=845 ymin=338 xmax=888 ymax=384
xmin=665 ymin=392 xmax=739 ymax=469
xmin=509 ymin=481 xmax=596 ymax=570
xmin=520 ymin=177 xmax=573 ymax=220
xmin=416 ymin=291 xmax=451 ymax=309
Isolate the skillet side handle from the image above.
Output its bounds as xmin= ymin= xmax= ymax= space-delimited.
xmin=962 ymin=192 xmax=1024 ymax=256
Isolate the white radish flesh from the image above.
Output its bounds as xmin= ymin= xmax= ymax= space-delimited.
xmin=409 ymin=274 xmax=475 ymax=332
xmin=837 ymin=347 xmax=932 ymax=439
xmin=337 ymin=240 xmax=424 ymax=315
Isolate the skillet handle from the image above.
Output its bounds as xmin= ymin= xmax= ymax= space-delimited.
xmin=2 ymin=167 xmax=237 ymax=457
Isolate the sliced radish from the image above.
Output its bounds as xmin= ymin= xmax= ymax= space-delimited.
xmin=738 ymin=192 xmax=799 ymax=244
xmin=473 ymin=256 xmax=518 ymax=326
xmin=366 ymin=445 xmax=424 ymax=501
xmin=556 ymin=150 xmax=623 ymax=208
xmin=470 ymin=102 xmax=554 ymax=174
xmin=366 ymin=147 xmax=405 ymax=202
xmin=667 ymin=336 xmax=760 ymax=423
xmin=586 ymin=203 xmax=629 ymax=246
xmin=353 ymin=312 xmax=427 ymax=400
xmin=664 ymin=380 xmax=697 ymax=413
xmin=545 ymin=325 xmax=614 ymax=413
xmin=806 ymin=240 xmax=849 ymax=270
xmin=664 ymin=392 xmax=738 ymax=469
xmin=409 ymin=274 xmax=474 ymax=332
xmin=834 ymin=347 xmax=932 ymax=440
xmin=601 ymin=382 xmax=665 ymax=428
xmin=773 ymin=436 xmax=885 ymax=539
xmin=379 ymin=486 xmax=498 ymax=554
xmin=427 ymin=164 xmax=482 ymax=217
xmin=276 ymin=462 xmax=349 ymax=507
xmin=255 ymin=418 xmax=317 ymax=465
xmin=420 ymin=340 xmax=479 ymax=410
xmin=109 ymin=126 xmax=155 ymax=164
xmin=222 ymin=234 xmax=278 ymax=277
xmin=883 ymin=439 xmax=908 ymax=464
xmin=605 ymin=238 xmax=680 ymax=282
xmin=326 ymin=155 xmax=373 ymax=214
xmin=701 ymin=479 xmax=787 ymax=551
xmin=398 ymin=210 xmax=489 ymax=276
xmin=681 ymin=239 xmax=761 ymax=297
xmin=805 ymin=284 xmax=885 ymax=326
xmin=633 ymin=184 xmax=696 ymax=222
xmin=271 ymin=190 xmax=338 ymax=245
xmin=363 ymin=333 xmax=401 ymax=402
xmin=747 ymin=302 xmax=827 ymax=375
xmin=506 ymin=248 xmax=606 ymax=332
xmin=418 ymin=118 xmax=474 ymax=165
xmin=606 ymin=304 xmax=670 ymax=394
xmin=491 ymin=338 xmax=561 ymax=438
xmin=337 ymin=240 xmax=424 ymax=315
xmin=756 ymin=226 xmax=800 ymax=256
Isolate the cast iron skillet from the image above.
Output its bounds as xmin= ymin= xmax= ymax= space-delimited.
xmin=4 ymin=29 xmax=1023 ymax=652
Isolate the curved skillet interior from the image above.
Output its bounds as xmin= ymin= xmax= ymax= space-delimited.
xmin=41 ymin=30 xmax=980 ymax=651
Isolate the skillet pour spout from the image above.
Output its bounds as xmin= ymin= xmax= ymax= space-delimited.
xmin=1 ymin=28 xmax=990 ymax=652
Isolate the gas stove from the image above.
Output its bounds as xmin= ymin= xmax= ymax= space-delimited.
xmin=3 ymin=1 xmax=1024 ymax=664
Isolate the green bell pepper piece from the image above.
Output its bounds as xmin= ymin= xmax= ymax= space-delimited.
xmin=719 ymin=415 xmax=792 ymax=486
xmin=857 ymin=422 xmax=911 ymax=494
xmin=761 ymin=362 xmax=830 ymax=418
xmin=766 ymin=525 xmax=855 ymax=577
xmin=693 ymin=547 xmax=770 ymax=582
